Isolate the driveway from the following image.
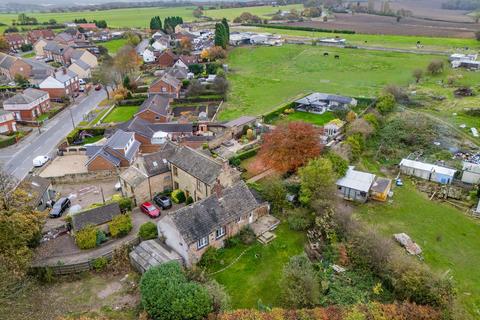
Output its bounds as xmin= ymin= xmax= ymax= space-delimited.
xmin=0 ymin=90 xmax=106 ymax=180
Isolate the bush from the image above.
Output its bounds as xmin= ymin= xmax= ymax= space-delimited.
xmin=92 ymin=256 xmax=108 ymax=271
xmin=229 ymin=147 xmax=259 ymax=166
xmin=111 ymin=195 xmax=133 ymax=212
xmin=239 ymin=226 xmax=256 ymax=245
xmin=96 ymin=230 xmax=107 ymax=246
xmin=171 ymin=189 xmax=186 ymax=204
xmin=198 ymin=247 xmax=219 ymax=268
xmin=0 ymin=135 xmax=16 ymax=148
xmin=186 ymin=196 xmax=194 ymax=205
xmin=108 ymin=214 xmax=133 ymax=238
xmin=75 ymin=225 xmax=98 ymax=249
xmin=140 ymin=262 xmax=213 ymax=320
xmin=287 ymin=207 xmax=314 ymax=231
xmin=376 ymin=93 xmax=396 ymax=114
xmin=139 ymin=222 xmax=158 ymax=240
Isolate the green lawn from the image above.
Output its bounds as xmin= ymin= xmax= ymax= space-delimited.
xmin=276 ymin=110 xmax=336 ymax=126
xmin=207 ymin=223 xmax=305 ymax=309
xmin=220 ymin=44 xmax=438 ymax=120
xmin=236 ymin=26 xmax=480 ymax=53
xmin=358 ymin=182 xmax=480 ymax=318
xmin=21 ymin=52 xmax=35 ymax=58
xmin=98 ymin=38 xmax=128 ymax=55
xmin=0 ymin=5 xmax=300 ymax=29
xmin=102 ymin=106 xmax=139 ymax=123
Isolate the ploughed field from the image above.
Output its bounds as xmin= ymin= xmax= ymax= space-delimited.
xmin=287 ymin=13 xmax=478 ymax=38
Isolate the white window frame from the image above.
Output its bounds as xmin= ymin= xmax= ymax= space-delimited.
xmin=197 ymin=236 xmax=209 ymax=249
xmin=215 ymin=226 xmax=225 ymax=239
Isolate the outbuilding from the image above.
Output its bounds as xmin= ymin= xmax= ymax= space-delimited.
xmin=336 ymin=166 xmax=375 ymax=203
xmin=399 ymin=159 xmax=456 ymax=184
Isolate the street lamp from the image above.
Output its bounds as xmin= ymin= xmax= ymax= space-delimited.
xmin=69 ymin=108 xmax=75 ymax=129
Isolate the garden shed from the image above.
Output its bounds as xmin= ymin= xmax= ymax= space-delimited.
xmin=336 ymin=166 xmax=375 ymax=203
xmin=70 ymin=202 xmax=121 ymax=232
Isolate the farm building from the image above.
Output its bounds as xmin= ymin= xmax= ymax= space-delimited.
xmin=295 ymin=93 xmax=357 ymax=114
xmin=336 ymin=166 xmax=375 ymax=203
xmin=399 ymin=159 xmax=456 ymax=184
xmin=461 ymin=161 xmax=480 ymax=184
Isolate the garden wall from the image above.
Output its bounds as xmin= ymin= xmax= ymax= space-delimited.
xmin=48 ymin=169 xmax=118 ymax=184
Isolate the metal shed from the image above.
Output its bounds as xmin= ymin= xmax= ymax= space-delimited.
xmin=129 ymin=240 xmax=183 ymax=273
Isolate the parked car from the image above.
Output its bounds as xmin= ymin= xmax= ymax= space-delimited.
xmin=94 ymin=84 xmax=102 ymax=91
xmin=140 ymin=201 xmax=160 ymax=218
xmin=153 ymin=194 xmax=172 ymax=210
xmin=32 ymin=155 xmax=50 ymax=167
xmin=49 ymin=197 xmax=71 ymax=218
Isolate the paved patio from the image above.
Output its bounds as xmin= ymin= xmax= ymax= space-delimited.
xmin=40 ymin=155 xmax=89 ymax=178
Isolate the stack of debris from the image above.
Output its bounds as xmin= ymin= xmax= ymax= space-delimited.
xmin=394 ymin=233 xmax=422 ymax=255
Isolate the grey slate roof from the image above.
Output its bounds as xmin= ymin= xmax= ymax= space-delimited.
xmin=129 ymin=239 xmax=183 ymax=273
xmin=54 ymin=69 xmax=77 ymax=83
xmin=136 ymin=39 xmax=149 ymax=54
xmin=142 ymin=142 xmax=178 ymax=176
xmin=151 ymin=73 xmax=181 ymax=89
xmin=72 ymin=59 xmax=91 ymax=71
xmin=71 ymin=202 xmax=121 ymax=231
xmin=167 ymin=146 xmax=223 ymax=185
xmin=296 ymin=92 xmax=355 ymax=106
xmin=86 ymin=129 xmax=140 ymax=166
xmin=224 ymin=116 xmax=256 ymax=128
xmin=0 ymin=53 xmax=18 ymax=69
xmin=106 ymin=129 xmax=133 ymax=149
xmin=20 ymin=175 xmax=51 ymax=208
xmin=4 ymin=88 xmax=48 ymax=105
xmin=120 ymin=166 xmax=148 ymax=188
xmin=118 ymin=118 xmax=194 ymax=139
xmin=70 ymin=49 xmax=85 ymax=60
xmin=44 ymin=41 xmax=68 ymax=55
xmin=167 ymin=66 xmax=188 ymax=80
xmin=138 ymin=94 xmax=170 ymax=116
xmin=168 ymin=181 xmax=260 ymax=244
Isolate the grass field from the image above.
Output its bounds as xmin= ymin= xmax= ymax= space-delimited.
xmin=207 ymin=222 xmax=305 ymax=309
xmin=236 ymin=26 xmax=480 ymax=52
xmin=98 ymin=38 xmax=128 ymax=55
xmin=102 ymin=106 xmax=138 ymax=123
xmin=275 ymin=110 xmax=336 ymax=126
xmin=220 ymin=44 xmax=437 ymax=120
xmin=358 ymin=182 xmax=480 ymax=318
xmin=0 ymin=5 xmax=300 ymax=29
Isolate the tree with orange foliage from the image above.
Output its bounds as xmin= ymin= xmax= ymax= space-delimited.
xmin=179 ymin=38 xmax=193 ymax=54
xmin=0 ymin=35 xmax=9 ymax=53
xmin=113 ymin=45 xmax=141 ymax=78
xmin=259 ymin=121 xmax=322 ymax=173
xmin=200 ymin=46 xmax=227 ymax=61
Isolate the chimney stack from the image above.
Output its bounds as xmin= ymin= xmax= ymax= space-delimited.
xmin=213 ymin=179 xmax=223 ymax=198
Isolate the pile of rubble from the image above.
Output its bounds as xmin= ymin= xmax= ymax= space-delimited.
xmin=394 ymin=233 xmax=422 ymax=255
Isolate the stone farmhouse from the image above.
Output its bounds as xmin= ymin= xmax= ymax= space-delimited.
xmin=157 ymin=180 xmax=269 ymax=266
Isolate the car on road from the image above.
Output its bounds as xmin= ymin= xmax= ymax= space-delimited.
xmin=153 ymin=194 xmax=172 ymax=210
xmin=140 ymin=201 xmax=160 ymax=218
xmin=95 ymin=84 xmax=102 ymax=91
xmin=49 ymin=197 xmax=71 ymax=218
xmin=32 ymin=155 xmax=50 ymax=167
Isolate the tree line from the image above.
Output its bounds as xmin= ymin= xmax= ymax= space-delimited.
xmin=149 ymin=16 xmax=183 ymax=34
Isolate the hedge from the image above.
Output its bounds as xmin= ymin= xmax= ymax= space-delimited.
xmin=0 ymin=135 xmax=16 ymax=149
xmin=117 ymin=98 xmax=146 ymax=106
xmin=139 ymin=222 xmax=158 ymax=240
xmin=108 ymin=214 xmax=133 ymax=238
xmin=263 ymin=101 xmax=296 ymax=123
xmin=75 ymin=225 xmax=98 ymax=249
xmin=66 ymin=127 xmax=106 ymax=144
xmin=174 ymin=95 xmax=223 ymax=103
xmin=229 ymin=147 xmax=260 ymax=166
xmin=243 ymin=23 xmax=356 ymax=34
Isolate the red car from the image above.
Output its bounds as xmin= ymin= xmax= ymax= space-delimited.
xmin=140 ymin=202 xmax=160 ymax=218
xmin=94 ymin=84 xmax=102 ymax=91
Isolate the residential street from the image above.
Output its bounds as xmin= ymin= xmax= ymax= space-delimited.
xmin=0 ymin=90 xmax=107 ymax=180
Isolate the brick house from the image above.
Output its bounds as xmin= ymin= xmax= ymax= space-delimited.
xmin=85 ymin=129 xmax=140 ymax=171
xmin=118 ymin=117 xmax=194 ymax=153
xmin=157 ymin=181 xmax=269 ymax=266
xmin=135 ymin=94 xmax=171 ymax=123
xmin=0 ymin=53 xmax=32 ymax=80
xmin=157 ymin=50 xmax=177 ymax=68
xmin=33 ymin=39 xmax=49 ymax=58
xmin=167 ymin=146 xmax=240 ymax=201
xmin=178 ymin=54 xmax=197 ymax=66
xmin=27 ymin=29 xmax=55 ymax=44
xmin=3 ymin=88 xmax=50 ymax=122
xmin=148 ymin=73 xmax=181 ymax=98
xmin=70 ymin=48 xmax=98 ymax=68
xmin=39 ymin=69 xmax=79 ymax=99
xmin=0 ymin=110 xmax=17 ymax=134
xmin=43 ymin=41 xmax=74 ymax=65
xmin=4 ymin=33 xmax=26 ymax=51
xmin=54 ymin=32 xmax=76 ymax=46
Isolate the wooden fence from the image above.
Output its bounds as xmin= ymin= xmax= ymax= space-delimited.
xmin=32 ymin=237 xmax=140 ymax=275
